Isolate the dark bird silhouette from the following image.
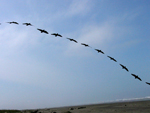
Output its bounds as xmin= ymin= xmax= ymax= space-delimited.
xmin=107 ymin=56 xmax=117 ymax=62
xmin=23 ymin=23 xmax=32 ymax=26
xmin=81 ymin=43 xmax=91 ymax=47
xmin=66 ymin=38 xmax=78 ymax=43
xmin=7 ymin=21 xmax=19 ymax=25
xmin=95 ymin=49 xmax=104 ymax=54
xmin=146 ymin=82 xmax=150 ymax=85
xmin=131 ymin=74 xmax=142 ymax=81
xmin=51 ymin=33 xmax=62 ymax=37
xmin=120 ymin=64 xmax=129 ymax=72
xmin=37 ymin=28 xmax=48 ymax=34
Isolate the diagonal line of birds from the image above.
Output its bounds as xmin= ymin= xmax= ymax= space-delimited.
xmin=0 ymin=21 xmax=149 ymax=86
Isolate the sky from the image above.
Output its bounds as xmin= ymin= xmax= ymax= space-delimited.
xmin=0 ymin=0 xmax=150 ymax=110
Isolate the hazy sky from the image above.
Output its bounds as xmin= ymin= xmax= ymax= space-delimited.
xmin=0 ymin=0 xmax=150 ymax=109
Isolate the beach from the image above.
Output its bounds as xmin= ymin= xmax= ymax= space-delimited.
xmin=21 ymin=100 xmax=150 ymax=113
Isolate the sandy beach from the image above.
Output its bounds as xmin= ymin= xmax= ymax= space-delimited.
xmin=20 ymin=100 xmax=150 ymax=113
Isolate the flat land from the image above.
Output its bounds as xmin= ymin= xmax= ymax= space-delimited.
xmin=20 ymin=100 xmax=150 ymax=113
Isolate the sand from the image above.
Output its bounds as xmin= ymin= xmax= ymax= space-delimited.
xmin=22 ymin=100 xmax=150 ymax=113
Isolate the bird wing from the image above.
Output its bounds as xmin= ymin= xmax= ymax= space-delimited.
xmin=125 ymin=67 xmax=128 ymax=71
xmin=112 ymin=58 xmax=117 ymax=62
xmin=95 ymin=49 xmax=99 ymax=52
xmin=37 ymin=29 xmax=43 ymax=32
xmin=43 ymin=30 xmax=48 ymax=34
xmin=107 ymin=56 xmax=111 ymax=58
xmin=51 ymin=33 xmax=56 ymax=35
xmin=37 ymin=28 xmax=41 ymax=31
xmin=58 ymin=34 xmax=62 ymax=37
xmin=137 ymin=77 xmax=142 ymax=81
xmin=72 ymin=39 xmax=76 ymax=42
xmin=146 ymin=82 xmax=150 ymax=85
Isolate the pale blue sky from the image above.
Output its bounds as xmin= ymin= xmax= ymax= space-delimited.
xmin=0 ymin=0 xmax=150 ymax=109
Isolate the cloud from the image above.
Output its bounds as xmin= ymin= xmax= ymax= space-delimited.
xmin=115 ymin=96 xmax=150 ymax=102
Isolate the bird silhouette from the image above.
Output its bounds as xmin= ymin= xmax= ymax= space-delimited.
xmin=95 ymin=49 xmax=104 ymax=54
xmin=66 ymin=38 xmax=78 ymax=43
xmin=81 ymin=43 xmax=91 ymax=47
xmin=23 ymin=23 xmax=32 ymax=26
xmin=107 ymin=56 xmax=117 ymax=62
xmin=131 ymin=74 xmax=142 ymax=81
xmin=120 ymin=64 xmax=129 ymax=72
xmin=7 ymin=21 xmax=19 ymax=25
xmin=51 ymin=33 xmax=62 ymax=37
xmin=146 ymin=82 xmax=150 ymax=85
xmin=37 ymin=28 xmax=48 ymax=34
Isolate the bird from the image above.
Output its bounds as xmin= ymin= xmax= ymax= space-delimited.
xmin=120 ymin=64 xmax=129 ymax=72
xmin=37 ymin=28 xmax=48 ymax=34
xmin=95 ymin=49 xmax=104 ymax=54
xmin=23 ymin=23 xmax=32 ymax=26
xmin=66 ymin=38 xmax=78 ymax=43
xmin=107 ymin=56 xmax=117 ymax=62
xmin=131 ymin=74 xmax=142 ymax=81
xmin=51 ymin=33 xmax=62 ymax=37
xmin=7 ymin=21 xmax=19 ymax=24
xmin=146 ymin=82 xmax=150 ymax=85
xmin=81 ymin=43 xmax=91 ymax=47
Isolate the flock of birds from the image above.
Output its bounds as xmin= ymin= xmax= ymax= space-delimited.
xmin=0 ymin=21 xmax=150 ymax=86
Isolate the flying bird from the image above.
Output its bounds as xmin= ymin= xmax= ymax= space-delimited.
xmin=95 ymin=49 xmax=104 ymax=54
xmin=37 ymin=28 xmax=49 ymax=34
xmin=51 ymin=33 xmax=62 ymax=37
xmin=131 ymin=74 xmax=142 ymax=81
xmin=107 ymin=56 xmax=117 ymax=62
xmin=81 ymin=43 xmax=91 ymax=47
xmin=66 ymin=38 xmax=78 ymax=43
xmin=120 ymin=64 xmax=129 ymax=72
xmin=146 ymin=82 xmax=150 ymax=85
xmin=23 ymin=23 xmax=32 ymax=26
xmin=7 ymin=21 xmax=19 ymax=24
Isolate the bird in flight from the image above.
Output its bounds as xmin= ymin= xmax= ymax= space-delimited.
xmin=51 ymin=33 xmax=62 ymax=37
xmin=131 ymin=74 xmax=142 ymax=81
xmin=37 ymin=28 xmax=49 ymax=34
xmin=146 ymin=82 xmax=150 ymax=85
xmin=107 ymin=56 xmax=117 ymax=62
xmin=7 ymin=21 xmax=19 ymax=25
xmin=23 ymin=23 xmax=32 ymax=26
xmin=81 ymin=43 xmax=91 ymax=47
xmin=95 ymin=49 xmax=104 ymax=54
xmin=66 ymin=38 xmax=78 ymax=43
xmin=120 ymin=64 xmax=129 ymax=72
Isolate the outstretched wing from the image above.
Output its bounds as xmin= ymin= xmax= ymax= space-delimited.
xmin=73 ymin=39 xmax=77 ymax=43
xmin=66 ymin=38 xmax=71 ymax=40
xmin=137 ymin=76 xmax=142 ymax=81
xmin=37 ymin=28 xmax=43 ymax=33
xmin=57 ymin=34 xmax=62 ymax=37
xmin=51 ymin=33 xmax=57 ymax=36
xmin=146 ymin=82 xmax=150 ymax=85
xmin=43 ymin=30 xmax=49 ymax=34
